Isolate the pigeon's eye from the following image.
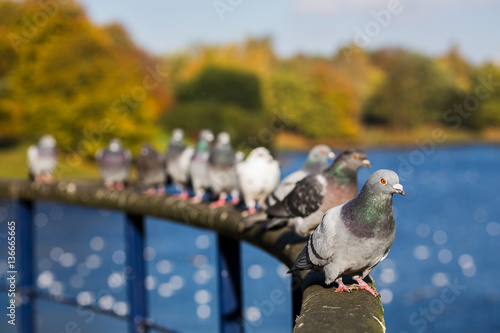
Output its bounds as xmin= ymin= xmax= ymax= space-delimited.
xmin=380 ymin=178 xmax=387 ymax=185
xmin=319 ymin=149 xmax=325 ymax=155
xmin=353 ymin=154 xmax=359 ymax=160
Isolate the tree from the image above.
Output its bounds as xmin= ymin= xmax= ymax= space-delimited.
xmin=0 ymin=0 xmax=172 ymax=153
xmin=364 ymin=49 xmax=460 ymax=130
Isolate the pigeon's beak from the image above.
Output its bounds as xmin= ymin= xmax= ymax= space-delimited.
xmin=328 ymin=151 xmax=335 ymax=159
xmin=392 ymin=184 xmax=406 ymax=196
xmin=362 ymin=159 xmax=372 ymax=169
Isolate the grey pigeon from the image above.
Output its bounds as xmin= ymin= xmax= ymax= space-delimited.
xmin=136 ymin=143 xmax=166 ymax=194
xmin=288 ymin=169 xmax=405 ymax=297
xmin=189 ymin=129 xmax=214 ymax=203
xmin=266 ymin=145 xmax=335 ymax=208
xmin=165 ymin=128 xmax=194 ymax=199
xmin=96 ymin=138 xmax=132 ymax=190
xmin=236 ymin=147 xmax=280 ymax=214
xmin=27 ymin=134 xmax=57 ymax=183
xmin=263 ymin=149 xmax=371 ymax=237
xmin=208 ymin=132 xmax=239 ymax=207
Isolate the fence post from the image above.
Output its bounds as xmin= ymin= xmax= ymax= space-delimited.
xmin=217 ymin=235 xmax=243 ymax=333
xmin=18 ymin=199 xmax=35 ymax=333
xmin=291 ymin=275 xmax=302 ymax=327
xmin=125 ymin=213 xmax=148 ymax=333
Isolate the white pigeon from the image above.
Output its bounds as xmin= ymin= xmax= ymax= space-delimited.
xmin=27 ymin=134 xmax=57 ymax=183
xmin=237 ymin=147 xmax=280 ymax=214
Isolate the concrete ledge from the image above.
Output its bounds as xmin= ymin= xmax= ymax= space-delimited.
xmin=0 ymin=179 xmax=385 ymax=332
xmin=294 ymin=271 xmax=385 ymax=332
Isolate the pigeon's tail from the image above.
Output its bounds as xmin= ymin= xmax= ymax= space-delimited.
xmin=263 ymin=192 xmax=279 ymax=209
xmin=287 ymin=245 xmax=313 ymax=273
xmin=263 ymin=218 xmax=288 ymax=230
xmin=265 ymin=200 xmax=289 ymax=218
xmin=242 ymin=211 xmax=268 ymax=231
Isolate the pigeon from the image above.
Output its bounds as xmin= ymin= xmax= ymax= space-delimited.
xmin=208 ymin=132 xmax=240 ymax=207
xmin=288 ymin=169 xmax=405 ymax=297
xmin=136 ymin=143 xmax=166 ymax=195
xmin=236 ymin=147 xmax=280 ymax=214
xmin=189 ymin=129 xmax=215 ymax=203
xmin=27 ymin=134 xmax=57 ymax=183
xmin=262 ymin=149 xmax=372 ymax=237
xmin=95 ymin=138 xmax=132 ymax=190
xmin=266 ymin=145 xmax=335 ymax=208
xmin=165 ymin=128 xmax=194 ymax=199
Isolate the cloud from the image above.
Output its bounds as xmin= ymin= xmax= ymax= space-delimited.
xmin=294 ymin=0 xmax=337 ymax=14
xmin=294 ymin=0 xmax=390 ymax=15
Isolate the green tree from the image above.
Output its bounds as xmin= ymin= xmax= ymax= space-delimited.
xmin=177 ymin=66 xmax=263 ymax=110
xmin=364 ymin=49 xmax=460 ymax=130
xmin=1 ymin=0 xmax=172 ymax=153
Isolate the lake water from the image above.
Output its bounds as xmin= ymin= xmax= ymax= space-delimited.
xmin=0 ymin=144 xmax=499 ymax=332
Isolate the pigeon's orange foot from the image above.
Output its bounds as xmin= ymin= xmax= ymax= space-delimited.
xmin=353 ymin=276 xmax=379 ymax=297
xmin=334 ymin=278 xmax=351 ymax=293
xmin=42 ymin=174 xmax=53 ymax=183
xmin=176 ymin=190 xmax=189 ymax=200
xmin=209 ymin=198 xmax=226 ymax=208
xmin=231 ymin=197 xmax=240 ymax=205
xmin=143 ymin=187 xmax=156 ymax=196
xmin=191 ymin=195 xmax=203 ymax=204
xmin=115 ymin=182 xmax=125 ymax=190
xmin=246 ymin=206 xmax=256 ymax=215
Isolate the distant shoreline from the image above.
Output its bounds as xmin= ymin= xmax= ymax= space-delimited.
xmin=274 ymin=128 xmax=500 ymax=151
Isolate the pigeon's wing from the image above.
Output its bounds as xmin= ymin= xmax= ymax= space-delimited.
xmin=27 ymin=146 xmax=37 ymax=169
xmin=235 ymin=160 xmax=245 ymax=177
xmin=95 ymin=149 xmax=103 ymax=163
xmin=269 ymin=160 xmax=281 ymax=190
xmin=124 ymin=150 xmax=133 ymax=166
xmin=241 ymin=210 xmax=268 ymax=231
xmin=306 ymin=206 xmax=344 ymax=263
xmin=267 ymin=174 xmax=325 ymax=218
xmin=263 ymin=217 xmax=288 ymax=230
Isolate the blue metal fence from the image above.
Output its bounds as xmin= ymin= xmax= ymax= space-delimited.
xmin=11 ymin=199 xmax=248 ymax=333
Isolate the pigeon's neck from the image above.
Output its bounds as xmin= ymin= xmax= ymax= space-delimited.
xmin=341 ymin=189 xmax=395 ymax=239
xmin=210 ymin=145 xmax=235 ymax=167
xmin=324 ymin=160 xmax=357 ymax=185
xmin=303 ymin=159 xmax=326 ymax=174
xmin=167 ymin=142 xmax=185 ymax=157
xmin=195 ymin=140 xmax=210 ymax=152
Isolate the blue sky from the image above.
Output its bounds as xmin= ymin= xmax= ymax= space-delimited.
xmin=78 ymin=0 xmax=500 ymax=64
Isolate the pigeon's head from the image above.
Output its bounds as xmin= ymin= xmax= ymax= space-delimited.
xmin=248 ymin=147 xmax=273 ymax=162
xmin=338 ymin=149 xmax=371 ymax=170
xmin=199 ymin=129 xmax=214 ymax=143
xmin=39 ymin=135 xmax=56 ymax=149
xmin=217 ymin=132 xmax=231 ymax=145
xmin=172 ymin=128 xmax=184 ymax=142
xmin=236 ymin=151 xmax=245 ymax=163
xmin=109 ymin=138 xmax=122 ymax=152
xmin=308 ymin=145 xmax=335 ymax=164
xmin=365 ymin=169 xmax=405 ymax=196
xmin=140 ymin=143 xmax=154 ymax=156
